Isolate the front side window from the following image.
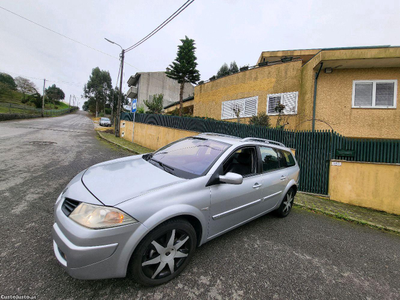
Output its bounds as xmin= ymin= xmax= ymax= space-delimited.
xmin=223 ymin=147 xmax=257 ymax=177
xmin=353 ymin=80 xmax=397 ymax=108
xmin=147 ymin=138 xmax=230 ymax=178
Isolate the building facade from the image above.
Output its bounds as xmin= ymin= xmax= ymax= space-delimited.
xmin=126 ymin=71 xmax=194 ymax=111
xmin=175 ymin=46 xmax=400 ymax=139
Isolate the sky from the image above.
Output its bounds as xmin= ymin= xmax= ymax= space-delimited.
xmin=1 ymin=0 xmax=399 ymax=109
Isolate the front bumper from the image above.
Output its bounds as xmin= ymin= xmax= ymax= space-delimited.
xmin=52 ymin=198 xmax=145 ymax=279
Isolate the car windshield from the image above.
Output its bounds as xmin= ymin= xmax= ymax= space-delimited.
xmin=146 ymin=137 xmax=230 ymax=178
xmin=101 ymin=118 xmax=109 ymax=121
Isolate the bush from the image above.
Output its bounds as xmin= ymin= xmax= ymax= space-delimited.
xmin=249 ymin=112 xmax=271 ymax=127
xmin=99 ymin=112 xmax=105 ymax=117
xmin=105 ymin=108 xmax=111 ymax=115
xmin=137 ymin=105 xmax=145 ymax=114
xmin=21 ymin=98 xmax=29 ymax=104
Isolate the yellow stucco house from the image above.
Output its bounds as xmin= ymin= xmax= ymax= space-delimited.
xmin=165 ymin=46 xmax=400 ymax=139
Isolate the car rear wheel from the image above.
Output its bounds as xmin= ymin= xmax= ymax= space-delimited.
xmin=131 ymin=219 xmax=196 ymax=286
xmin=275 ymin=189 xmax=295 ymax=218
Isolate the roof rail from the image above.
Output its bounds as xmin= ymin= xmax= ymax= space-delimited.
xmin=241 ymin=137 xmax=285 ymax=147
xmin=198 ymin=132 xmax=241 ymax=139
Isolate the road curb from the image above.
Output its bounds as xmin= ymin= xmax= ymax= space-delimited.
xmin=294 ymin=202 xmax=400 ymax=234
xmin=96 ymin=131 xmax=138 ymax=154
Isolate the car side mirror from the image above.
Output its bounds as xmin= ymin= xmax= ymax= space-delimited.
xmin=219 ymin=172 xmax=243 ymax=185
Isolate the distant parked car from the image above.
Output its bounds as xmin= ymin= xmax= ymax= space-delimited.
xmin=52 ymin=133 xmax=300 ymax=286
xmin=99 ymin=117 xmax=111 ymax=127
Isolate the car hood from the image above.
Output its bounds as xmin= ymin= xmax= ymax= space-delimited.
xmin=81 ymin=156 xmax=185 ymax=206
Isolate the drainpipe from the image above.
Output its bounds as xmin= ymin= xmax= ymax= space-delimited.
xmin=312 ymin=62 xmax=323 ymax=132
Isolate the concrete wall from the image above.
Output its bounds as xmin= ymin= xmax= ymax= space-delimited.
xmin=329 ymin=160 xmax=400 ymax=215
xmin=194 ymin=61 xmax=303 ymax=128
xmin=136 ymin=72 xmax=194 ymax=111
xmin=120 ymin=120 xmax=197 ymax=150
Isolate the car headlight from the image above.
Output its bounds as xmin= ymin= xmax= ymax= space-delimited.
xmin=69 ymin=203 xmax=137 ymax=229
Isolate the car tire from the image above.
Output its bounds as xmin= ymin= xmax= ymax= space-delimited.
xmin=275 ymin=188 xmax=295 ymax=218
xmin=130 ymin=219 xmax=197 ymax=286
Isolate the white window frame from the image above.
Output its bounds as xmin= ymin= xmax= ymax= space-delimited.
xmin=221 ymin=96 xmax=258 ymax=120
xmin=266 ymin=92 xmax=298 ymax=116
xmin=352 ymin=80 xmax=397 ymax=109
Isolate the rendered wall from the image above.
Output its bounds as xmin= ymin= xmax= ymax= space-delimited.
xmin=193 ymin=61 xmax=303 ymax=128
xmin=120 ymin=121 xmax=197 ymax=151
xmin=329 ymin=160 xmax=400 ymax=215
xmin=314 ymin=68 xmax=400 ymax=138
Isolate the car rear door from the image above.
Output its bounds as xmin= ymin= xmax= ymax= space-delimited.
xmin=257 ymin=146 xmax=289 ymax=211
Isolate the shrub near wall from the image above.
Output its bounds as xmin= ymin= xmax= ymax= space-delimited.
xmin=0 ymin=113 xmax=41 ymax=121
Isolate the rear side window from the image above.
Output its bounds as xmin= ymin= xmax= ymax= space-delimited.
xmin=280 ymin=150 xmax=296 ymax=167
xmin=260 ymin=146 xmax=280 ymax=172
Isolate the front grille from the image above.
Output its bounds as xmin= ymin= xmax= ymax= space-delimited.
xmin=62 ymin=198 xmax=81 ymax=216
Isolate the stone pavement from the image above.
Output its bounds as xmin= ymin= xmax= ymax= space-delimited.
xmin=295 ymin=192 xmax=400 ymax=234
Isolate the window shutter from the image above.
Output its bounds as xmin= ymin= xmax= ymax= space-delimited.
xmin=221 ymin=97 xmax=258 ymax=119
xmin=376 ymin=82 xmax=394 ymax=106
xmin=354 ymin=83 xmax=373 ymax=106
xmin=268 ymin=95 xmax=281 ymax=114
xmin=282 ymin=92 xmax=298 ymax=114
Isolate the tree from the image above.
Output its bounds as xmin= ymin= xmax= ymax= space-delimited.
xmin=249 ymin=112 xmax=271 ymax=127
xmin=46 ymin=84 xmax=65 ymax=108
xmin=229 ymin=61 xmax=239 ymax=75
xmin=144 ymin=94 xmax=164 ymax=114
xmin=217 ymin=63 xmax=230 ymax=78
xmin=83 ymin=67 xmax=112 ymax=117
xmin=0 ymin=73 xmax=17 ymax=90
xmin=15 ymin=77 xmax=37 ymax=100
xmin=166 ymin=36 xmax=200 ymax=116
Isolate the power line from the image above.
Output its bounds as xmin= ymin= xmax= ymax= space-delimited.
xmin=0 ymin=5 xmax=139 ymax=70
xmin=125 ymin=0 xmax=195 ymax=53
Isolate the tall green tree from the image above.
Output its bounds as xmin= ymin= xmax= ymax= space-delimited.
xmin=83 ymin=67 xmax=112 ymax=117
xmin=0 ymin=73 xmax=17 ymax=90
xmin=46 ymin=84 xmax=65 ymax=108
xmin=229 ymin=61 xmax=239 ymax=75
xmin=166 ymin=36 xmax=200 ymax=116
xmin=217 ymin=63 xmax=230 ymax=78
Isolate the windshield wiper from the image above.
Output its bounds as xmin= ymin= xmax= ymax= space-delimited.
xmin=149 ymin=158 xmax=175 ymax=174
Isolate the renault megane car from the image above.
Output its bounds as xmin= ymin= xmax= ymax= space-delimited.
xmin=52 ymin=133 xmax=300 ymax=286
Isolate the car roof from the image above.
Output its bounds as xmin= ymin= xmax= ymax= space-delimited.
xmin=196 ymin=132 xmax=289 ymax=151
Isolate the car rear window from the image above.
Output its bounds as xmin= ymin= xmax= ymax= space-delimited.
xmin=148 ymin=138 xmax=230 ymax=178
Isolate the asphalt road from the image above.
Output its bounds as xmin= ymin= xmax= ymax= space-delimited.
xmin=0 ymin=112 xmax=399 ymax=300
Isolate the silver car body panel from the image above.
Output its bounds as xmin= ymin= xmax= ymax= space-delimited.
xmin=53 ymin=134 xmax=300 ymax=279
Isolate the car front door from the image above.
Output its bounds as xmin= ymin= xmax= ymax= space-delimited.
xmin=208 ymin=147 xmax=265 ymax=239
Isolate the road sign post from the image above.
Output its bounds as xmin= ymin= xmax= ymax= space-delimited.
xmin=131 ymin=99 xmax=137 ymax=142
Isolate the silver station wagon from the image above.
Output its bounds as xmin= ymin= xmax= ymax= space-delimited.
xmin=53 ymin=133 xmax=300 ymax=285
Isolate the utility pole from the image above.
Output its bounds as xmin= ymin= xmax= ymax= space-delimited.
xmin=105 ymin=38 xmax=125 ymax=137
xmin=42 ymin=79 xmax=46 ymax=117
xmin=116 ymin=49 xmax=125 ymax=137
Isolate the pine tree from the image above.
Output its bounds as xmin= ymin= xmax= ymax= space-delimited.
xmin=229 ymin=61 xmax=239 ymax=75
xmin=217 ymin=63 xmax=230 ymax=78
xmin=166 ymin=36 xmax=200 ymax=116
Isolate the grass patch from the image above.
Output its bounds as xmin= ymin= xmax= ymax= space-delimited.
xmin=98 ymin=131 xmax=154 ymax=154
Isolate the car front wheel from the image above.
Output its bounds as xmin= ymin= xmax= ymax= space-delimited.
xmin=275 ymin=189 xmax=295 ymax=218
xmin=131 ymin=219 xmax=196 ymax=286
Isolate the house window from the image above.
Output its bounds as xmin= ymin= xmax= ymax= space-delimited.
xmin=221 ymin=96 xmax=258 ymax=120
xmin=352 ymin=80 xmax=397 ymax=108
xmin=267 ymin=92 xmax=298 ymax=115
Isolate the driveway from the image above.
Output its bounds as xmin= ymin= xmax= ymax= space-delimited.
xmin=0 ymin=112 xmax=399 ymax=299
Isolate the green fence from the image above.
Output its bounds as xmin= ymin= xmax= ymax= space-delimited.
xmin=121 ymin=112 xmax=400 ymax=195
xmin=0 ymin=102 xmax=78 ymax=117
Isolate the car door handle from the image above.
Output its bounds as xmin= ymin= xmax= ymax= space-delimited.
xmin=253 ymin=183 xmax=262 ymax=189
xmin=280 ymin=175 xmax=287 ymax=181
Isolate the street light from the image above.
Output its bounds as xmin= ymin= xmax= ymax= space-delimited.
xmin=105 ymin=38 xmax=125 ymax=137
